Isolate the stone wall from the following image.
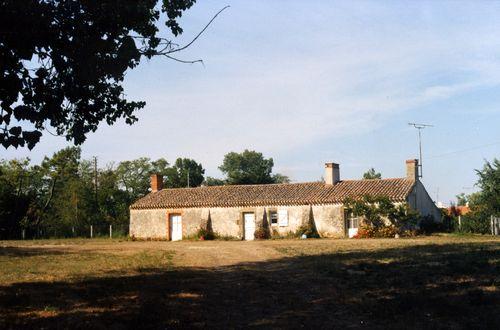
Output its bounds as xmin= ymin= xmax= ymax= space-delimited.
xmin=130 ymin=209 xmax=168 ymax=239
xmin=129 ymin=203 xmax=346 ymax=239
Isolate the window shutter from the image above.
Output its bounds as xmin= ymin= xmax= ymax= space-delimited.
xmin=278 ymin=209 xmax=288 ymax=227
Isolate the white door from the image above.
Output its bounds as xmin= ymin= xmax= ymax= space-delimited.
xmin=348 ymin=217 xmax=359 ymax=238
xmin=244 ymin=213 xmax=255 ymax=241
xmin=170 ymin=214 xmax=182 ymax=241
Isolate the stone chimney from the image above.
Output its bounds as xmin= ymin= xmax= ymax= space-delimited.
xmin=406 ymin=159 xmax=419 ymax=180
xmin=151 ymin=174 xmax=163 ymax=192
xmin=324 ymin=162 xmax=340 ymax=185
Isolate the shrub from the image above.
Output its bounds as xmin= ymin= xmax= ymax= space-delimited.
xmin=345 ymin=196 xmax=424 ymax=237
xmin=271 ymin=229 xmax=297 ymax=239
xmin=377 ymin=225 xmax=397 ymax=238
xmin=254 ymin=227 xmax=270 ymax=239
xmin=459 ymin=213 xmax=491 ymax=234
xmin=387 ymin=204 xmax=420 ymax=233
xmin=195 ymin=227 xmax=215 ymax=240
xmin=213 ymin=233 xmax=239 ymax=241
xmin=296 ymin=223 xmax=320 ymax=238
xmin=353 ymin=225 xmax=371 ymax=238
xmin=441 ymin=210 xmax=458 ymax=233
xmin=354 ymin=223 xmax=396 ymax=238
xmin=418 ymin=215 xmax=451 ymax=235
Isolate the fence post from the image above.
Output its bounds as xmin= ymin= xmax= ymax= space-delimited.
xmin=90 ymin=225 xmax=93 ymax=238
xmin=22 ymin=229 xmax=25 ymax=240
xmin=109 ymin=225 xmax=112 ymax=239
xmin=72 ymin=226 xmax=75 ymax=237
xmin=458 ymin=215 xmax=461 ymax=230
xmin=491 ymin=216 xmax=494 ymax=235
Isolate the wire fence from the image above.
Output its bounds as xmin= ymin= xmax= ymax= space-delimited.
xmin=16 ymin=224 xmax=129 ymax=240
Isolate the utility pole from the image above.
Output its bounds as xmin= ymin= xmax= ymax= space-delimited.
xmin=408 ymin=123 xmax=433 ymax=178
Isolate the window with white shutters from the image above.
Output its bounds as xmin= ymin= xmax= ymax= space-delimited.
xmin=278 ymin=209 xmax=288 ymax=227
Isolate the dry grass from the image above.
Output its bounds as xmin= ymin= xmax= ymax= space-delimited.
xmin=1 ymin=235 xmax=499 ymax=329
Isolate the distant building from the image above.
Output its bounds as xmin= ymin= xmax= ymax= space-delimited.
xmin=447 ymin=205 xmax=471 ymax=216
xmin=130 ymin=159 xmax=440 ymax=240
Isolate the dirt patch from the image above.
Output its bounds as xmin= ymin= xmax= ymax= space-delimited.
xmin=1 ymin=235 xmax=499 ymax=328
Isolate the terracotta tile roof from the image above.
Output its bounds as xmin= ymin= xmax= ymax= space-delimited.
xmin=447 ymin=205 xmax=470 ymax=216
xmin=130 ymin=178 xmax=415 ymax=209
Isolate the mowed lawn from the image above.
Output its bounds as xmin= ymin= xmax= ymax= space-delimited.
xmin=0 ymin=236 xmax=499 ymax=329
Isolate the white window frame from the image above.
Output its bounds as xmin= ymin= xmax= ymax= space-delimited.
xmin=269 ymin=210 xmax=279 ymax=226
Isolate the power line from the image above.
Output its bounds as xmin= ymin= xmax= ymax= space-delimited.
xmin=428 ymin=141 xmax=500 ymax=159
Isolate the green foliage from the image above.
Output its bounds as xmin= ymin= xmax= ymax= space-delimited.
xmin=356 ymin=224 xmax=397 ymax=238
xmin=454 ymin=158 xmax=500 ymax=234
xmin=362 ymin=168 xmax=382 ymax=180
xmin=0 ymin=147 xmax=208 ymax=239
xmin=219 ymin=149 xmax=289 ymax=185
xmin=254 ymin=227 xmax=270 ymax=240
xmin=0 ymin=158 xmax=32 ymax=238
xmin=272 ymin=173 xmax=291 ymax=184
xmin=418 ymin=216 xmax=443 ymax=235
xmin=115 ymin=158 xmax=169 ymax=200
xmin=345 ymin=195 xmax=421 ymax=237
xmin=212 ymin=234 xmax=239 ymax=241
xmin=456 ymin=193 xmax=468 ymax=206
xmin=440 ymin=208 xmax=459 ymax=232
xmin=164 ymin=158 xmax=205 ymax=188
xmin=296 ymin=224 xmax=320 ymax=238
xmin=0 ymin=0 xmax=197 ymax=149
xmin=271 ymin=229 xmax=297 ymax=239
xmin=219 ymin=150 xmax=275 ymax=184
xmin=476 ymin=158 xmax=500 ymax=216
xmin=460 ymin=212 xmax=491 ymax=234
xmin=195 ymin=227 xmax=215 ymax=240
xmin=203 ymin=177 xmax=226 ymax=186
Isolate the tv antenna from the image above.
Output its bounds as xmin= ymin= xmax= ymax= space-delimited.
xmin=408 ymin=123 xmax=433 ymax=178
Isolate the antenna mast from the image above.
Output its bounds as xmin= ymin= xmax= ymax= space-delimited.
xmin=408 ymin=122 xmax=433 ymax=178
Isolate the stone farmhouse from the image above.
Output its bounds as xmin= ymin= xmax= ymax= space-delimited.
xmin=130 ymin=159 xmax=440 ymax=240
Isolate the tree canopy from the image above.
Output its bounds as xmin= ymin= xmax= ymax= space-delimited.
xmin=115 ymin=157 xmax=170 ymax=200
xmin=0 ymin=0 xmax=227 ymax=149
xmin=0 ymin=148 xmax=208 ymax=239
xmin=218 ymin=150 xmax=289 ymax=185
xmin=164 ymin=158 xmax=205 ymax=188
xmin=455 ymin=158 xmax=500 ymax=234
xmin=476 ymin=158 xmax=500 ymax=215
xmin=362 ymin=168 xmax=382 ymax=180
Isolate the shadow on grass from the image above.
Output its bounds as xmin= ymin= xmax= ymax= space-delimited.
xmin=0 ymin=247 xmax=71 ymax=257
xmin=1 ymin=242 xmax=499 ymax=329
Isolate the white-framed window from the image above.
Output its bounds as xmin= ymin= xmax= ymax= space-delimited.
xmin=269 ymin=211 xmax=279 ymax=226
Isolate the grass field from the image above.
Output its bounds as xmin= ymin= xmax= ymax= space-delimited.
xmin=0 ymin=235 xmax=499 ymax=329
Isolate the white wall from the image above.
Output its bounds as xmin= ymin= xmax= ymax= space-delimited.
xmin=407 ymin=181 xmax=442 ymax=222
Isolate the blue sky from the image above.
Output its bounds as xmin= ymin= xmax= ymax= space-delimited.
xmin=3 ymin=0 xmax=500 ymax=204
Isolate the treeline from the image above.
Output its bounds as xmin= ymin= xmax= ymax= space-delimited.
xmin=0 ymin=147 xmax=288 ymax=239
xmin=449 ymin=158 xmax=500 ymax=234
